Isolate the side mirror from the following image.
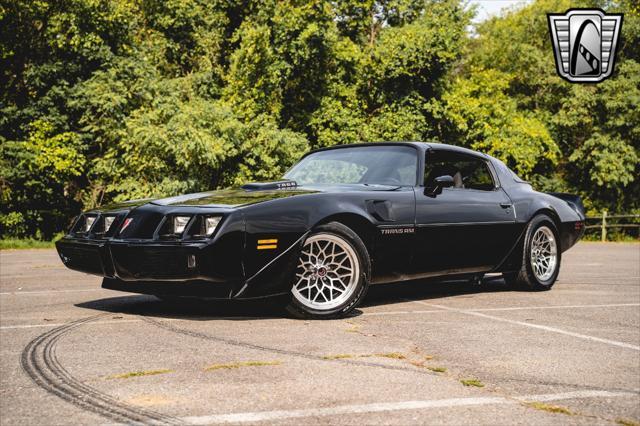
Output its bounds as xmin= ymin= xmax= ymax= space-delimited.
xmin=425 ymin=175 xmax=454 ymax=196
xmin=435 ymin=175 xmax=455 ymax=187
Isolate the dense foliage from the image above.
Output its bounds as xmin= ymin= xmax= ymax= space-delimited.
xmin=1 ymin=0 xmax=638 ymax=239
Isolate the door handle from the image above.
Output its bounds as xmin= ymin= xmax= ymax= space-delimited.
xmin=500 ymin=203 xmax=512 ymax=209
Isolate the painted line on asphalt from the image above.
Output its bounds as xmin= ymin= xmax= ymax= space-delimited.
xmin=175 ymin=390 xmax=636 ymax=424
xmin=0 ymin=317 xmax=262 ymax=330
xmin=473 ymin=303 xmax=640 ymax=312
xmin=0 ymin=288 xmax=105 ymax=295
xmin=364 ymin=309 xmax=445 ymax=316
xmin=0 ymin=317 xmax=190 ymax=330
xmin=1 ymin=273 xmax=92 ymax=280
xmin=0 ymin=253 xmax=58 ymax=258
xmin=563 ymin=275 xmax=640 ymax=278
xmin=2 ymin=302 xmax=638 ymax=329
xmin=363 ymin=303 xmax=640 ymax=316
xmin=0 ymin=319 xmax=147 ymax=330
xmin=409 ymin=300 xmax=640 ymax=351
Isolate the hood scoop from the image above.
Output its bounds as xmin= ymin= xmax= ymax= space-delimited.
xmin=242 ymin=180 xmax=297 ymax=191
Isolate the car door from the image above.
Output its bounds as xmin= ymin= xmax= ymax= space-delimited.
xmin=412 ymin=149 xmax=517 ymax=275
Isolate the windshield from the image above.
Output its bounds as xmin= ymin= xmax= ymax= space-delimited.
xmin=284 ymin=145 xmax=418 ymax=186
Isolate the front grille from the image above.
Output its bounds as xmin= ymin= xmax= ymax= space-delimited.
xmin=112 ymin=246 xmax=195 ymax=279
xmin=117 ymin=211 xmax=165 ymax=239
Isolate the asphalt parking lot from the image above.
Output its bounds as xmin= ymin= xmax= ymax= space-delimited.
xmin=1 ymin=242 xmax=639 ymax=425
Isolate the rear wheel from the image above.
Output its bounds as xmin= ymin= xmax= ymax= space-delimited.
xmin=505 ymin=214 xmax=561 ymax=291
xmin=286 ymin=222 xmax=370 ymax=319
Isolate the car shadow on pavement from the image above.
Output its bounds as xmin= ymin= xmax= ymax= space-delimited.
xmin=76 ymin=294 xmax=286 ymax=321
xmin=361 ymin=275 xmax=514 ymax=308
xmin=75 ymin=276 xmax=514 ymax=321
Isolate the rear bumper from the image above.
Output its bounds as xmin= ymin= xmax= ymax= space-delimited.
xmin=560 ymin=220 xmax=585 ymax=252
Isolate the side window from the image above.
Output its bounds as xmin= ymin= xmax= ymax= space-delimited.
xmin=424 ymin=151 xmax=495 ymax=191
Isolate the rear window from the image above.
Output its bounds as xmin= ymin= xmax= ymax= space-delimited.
xmin=495 ymin=159 xmax=527 ymax=183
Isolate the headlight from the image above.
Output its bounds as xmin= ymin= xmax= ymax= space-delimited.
xmin=103 ymin=216 xmax=116 ymax=232
xmin=205 ymin=216 xmax=221 ymax=236
xmin=84 ymin=216 xmax=96 ymax=233
xmin=173 ymin=216 xmax=191 ymax=234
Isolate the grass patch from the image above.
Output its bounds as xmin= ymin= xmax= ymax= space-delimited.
xmin=343 ymin=320 xmax=362 ymax=333
xmin=582 ymin=234 xmax=639 ymax=243
xmin=0 ymin=239 xmax=56 ymax=250
xmin=617 ymin=419 xmax=640 ymax=426
xmin=323 ymin=353 xmax=408 ymax=361
xmin=375 ymin=352 xmax=406 ymax=360
xmin=126 ymin=394 xmax=174 ymax=406
xmin=205 ymin=361 xmax=281 ymax=371
xmin=460 ymin=378 xmax=484 ymax=387
xmin=108 ymin=369 xmax=173 ymax=379
xmin=322 ymin=354 xmax=354 ymax=360
xmin=427 ymin=366 xmax=447 ymax=373
xmin=525 ymin=402 xmax=573 ymax=415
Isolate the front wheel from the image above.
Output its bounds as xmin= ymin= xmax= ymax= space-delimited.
xmin=286 ymin=222 xmax=371 ymax=319
xmin=505 ymin=214 xmax=561 ymax=291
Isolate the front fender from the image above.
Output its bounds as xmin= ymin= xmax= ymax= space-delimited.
xmin=234 ymin=190 xmax=413 ymax=298
xmin=235 ymin=231 xmax=310 ymax=298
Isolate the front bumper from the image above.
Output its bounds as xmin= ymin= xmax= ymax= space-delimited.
xmin=101 ymin=277 xmax=235 ymax=298
xmin=55 ymin=232 xmax=301 ymax=299
xmin=55 ymin=206 xmax=306 ymax=299
xmin=55 ymin=235 xmax=244 ymax=291
xmin=56 ymin=239 xmax=112 ymax=277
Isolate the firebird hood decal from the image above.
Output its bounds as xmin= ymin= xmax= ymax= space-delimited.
xmin=93 ymin=183 xmax=403 ymax=211
xmin=150 ymin=188 xmax=318 ymax=207
xmin=146 ymin=183 xmax=403 ymax=207
xmin=94 ymin=198 xmax=155 ymax=211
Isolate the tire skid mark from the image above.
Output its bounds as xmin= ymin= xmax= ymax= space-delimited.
xmin=142 ymin=317 xmax=437 ymax=377
xmin=21 ymin=314 xmax=182 ymax=425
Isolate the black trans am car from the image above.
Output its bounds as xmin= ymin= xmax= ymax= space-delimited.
xmin=56 ymin=142 xmax=585 ymax=318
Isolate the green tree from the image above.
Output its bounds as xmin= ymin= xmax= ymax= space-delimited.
xmin=443 ymin=0 xmax=639 ymax=213
xmin=1 ymin=0 xmax=637 ymax=240
xmin=1 ymin=120 xmax=85 ymax=238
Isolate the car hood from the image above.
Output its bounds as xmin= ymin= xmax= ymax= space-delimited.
xmin=150 ymin=188 xmax=318 ymax=207
xmin=95 ymin=183 xmax=402 ymax=211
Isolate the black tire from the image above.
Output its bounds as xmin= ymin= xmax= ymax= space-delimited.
xmin=505 ymin=214 xmax=561 ymax=291
xmin=285 ymin=222 xmax=371 ymax=319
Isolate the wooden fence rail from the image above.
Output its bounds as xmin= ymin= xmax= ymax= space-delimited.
xmin=584 ymin=212 xmax=640 ymax=242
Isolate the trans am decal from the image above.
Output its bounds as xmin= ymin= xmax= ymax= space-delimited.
xmin=380 ymin=227 xmax=415 ymax=235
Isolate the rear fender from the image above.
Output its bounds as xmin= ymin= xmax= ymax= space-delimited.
xmin=546 ymin=192 xmax=585 ymax=219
